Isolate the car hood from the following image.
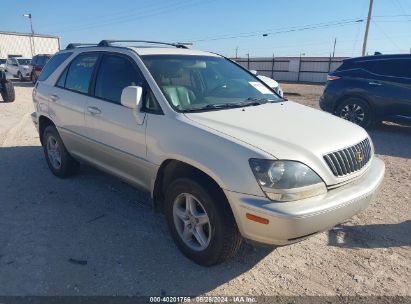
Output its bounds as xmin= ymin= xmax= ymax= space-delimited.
xmin=21 ymin=65 xmax=30 ymax=69
xmin=184 ymin=101 xmax=370 ymax=185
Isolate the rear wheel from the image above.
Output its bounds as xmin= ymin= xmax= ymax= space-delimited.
xmin=336 ymin=97 xmax=374 ymax=128
xmin=42 ymin=126 xmax=79 ymax=177
xmin=165 ymin=178 xmax=242 ymax=266
xmin=0 ymin=81 xmax=15 ymax=102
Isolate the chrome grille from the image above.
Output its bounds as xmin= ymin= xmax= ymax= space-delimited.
xmin=324 ymin=138 xmax=372 ymax=177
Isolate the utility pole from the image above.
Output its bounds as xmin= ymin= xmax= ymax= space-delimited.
xmin=235 ymin=46 xmax=238 ymax=59
xmin=362 ymin=0 xmax=374 ymax=56
xmin=23 ymin=13 xmax=35 ymax=56
xmin=332 ymin=38 xmax=337 ymax=57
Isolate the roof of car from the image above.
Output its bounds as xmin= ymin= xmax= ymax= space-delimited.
xmin=64 ymin=40 xmax=221 ymax=57
xmin=128 ymin=46 xmax=220 ymax=57
xmin=345 ymin=53 xmax=411 ymax=63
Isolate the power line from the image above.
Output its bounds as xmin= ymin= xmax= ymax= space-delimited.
xmin=392 ymin=0 xmax=411 ymax=21
xmin=189 ymin=19 xmax=363 ymax=43
xmin=53 ymin=0 xmax=210 ymax=34
xmin=46 ymin=0 xmax=193 ymax=31
xmin=372 ymin=21 xmax=402 ymax=51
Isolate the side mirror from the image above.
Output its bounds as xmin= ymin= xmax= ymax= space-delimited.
xmin=250 ymin=69 xmax=258 ymax=75
xmin=121 ymin=86 xmax=143 ymax=109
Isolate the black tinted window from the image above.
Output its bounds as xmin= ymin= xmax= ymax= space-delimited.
xmin=38 ymin=56 xmax=47 ymax=66
xmin=95 ymin=54 xmax=143 ymax=103
xmin=363 ymin=59 xmax=411 ymax=78
xmin=56 ymin=67 xmax=68 ymax=87
xmin=31 ymin=56 xmax=38 ymax=65
xmin=65 ymin=53 xmax=98 ymax=94
xmin=39 ymin=52 xmax=72 ymax=81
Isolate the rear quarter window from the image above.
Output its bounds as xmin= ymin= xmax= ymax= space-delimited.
xmin=362 ymin=59 xmax=411 ymax=78
xmin=38 ymin=52 xmax=72 ymax=82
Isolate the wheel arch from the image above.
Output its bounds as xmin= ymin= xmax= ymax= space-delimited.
xmin=334 ymin=93 xmax=374 ymax=113
xmin=38 ymin=115 xmax=56 ymax=145
xmin=152 ymin=159 xmax=229 ymax=214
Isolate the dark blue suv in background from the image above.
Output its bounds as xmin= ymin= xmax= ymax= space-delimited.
xmin=320 ymin=54 xmax=411 ymax=128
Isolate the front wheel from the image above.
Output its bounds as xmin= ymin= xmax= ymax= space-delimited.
xmin=336 ymin=97 xmax=374 ymax=128
xmin=165 ymin=178 xmax=242 ymax=266
xmin=18 ymin=72 xmax=24 ymax=82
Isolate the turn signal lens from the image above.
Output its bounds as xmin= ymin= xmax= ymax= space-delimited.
xmin=246 ymin=213 xmax=269 ymax=225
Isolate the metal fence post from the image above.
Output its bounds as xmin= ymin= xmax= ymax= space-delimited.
xmin=271 ymin=54 xmax=275 ymax=78
xmin=328 ymin=53 xmax=332 ymax=73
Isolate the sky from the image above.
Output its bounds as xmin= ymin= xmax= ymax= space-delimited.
xmin=1 ymin=0 xmax=410 ymax=58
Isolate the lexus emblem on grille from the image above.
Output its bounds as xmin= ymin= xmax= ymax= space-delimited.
xmin=356 ymin=151 xmax=364 ymax=162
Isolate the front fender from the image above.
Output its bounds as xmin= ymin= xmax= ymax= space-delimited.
xmin=146 ymin=114 xmax=269 ymax=197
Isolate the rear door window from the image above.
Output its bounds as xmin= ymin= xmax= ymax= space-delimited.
xmin=363 ymin=59 xmax=411 ymax=78
xmin=39 ymin=52 xmax=72 ymax=81
xmin=64 ymin=53 xmax=99 ymax=94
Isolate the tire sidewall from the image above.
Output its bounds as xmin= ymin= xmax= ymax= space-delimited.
xmin=337 ymin=98 xmax=373 ymax=128
xmin=165 ymin=178 xmax=229 ymax=265
xmin=1 ymin=81 xmax=15 ymax=102
xmin=42 ymin=126 xmax=73 ymax=177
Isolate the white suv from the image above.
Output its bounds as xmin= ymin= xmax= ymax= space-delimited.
xmin=5 ymin=57 xmax=32 ymax=81
xmin=32 ymin=40 xmax=385 ymax=265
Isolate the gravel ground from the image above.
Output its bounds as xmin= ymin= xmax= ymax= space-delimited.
xmin=0 ymin=82 xmax=410 ymax=296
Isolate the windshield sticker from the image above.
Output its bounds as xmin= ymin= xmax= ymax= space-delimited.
xmin=248 ymin=82 xmax=272 ymax=94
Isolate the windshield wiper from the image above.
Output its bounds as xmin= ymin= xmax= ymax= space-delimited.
xmin=182 ymin=98 xmax=274 ymax=113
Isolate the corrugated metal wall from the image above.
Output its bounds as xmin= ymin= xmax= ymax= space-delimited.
xmin=233 ymin=56 xmax=347 ymax=83
xmin=0 ymin=32 xmax=60 ymax=58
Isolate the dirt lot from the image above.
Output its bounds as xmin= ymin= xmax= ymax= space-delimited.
xmin=0 ymin=82 xmax=410 ymax=296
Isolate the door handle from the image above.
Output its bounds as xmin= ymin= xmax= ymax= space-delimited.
xmin=369 ymin=81 xmax=382 ymax=86
xmin=87 ymin=106 xmax=101 ymax=115
xmin=50 ymin=94 xmax=59 ymax=102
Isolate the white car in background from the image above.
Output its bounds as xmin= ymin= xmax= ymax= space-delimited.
xmin=249 ymin=70 xmax=284 ymax=97
xmin=5 ymin=57 xmax=32 ymax=81
xmin=257 ymin=75 xmax=284 ymax=98
xmin=0 ymin=59 xmax=6 ymax=71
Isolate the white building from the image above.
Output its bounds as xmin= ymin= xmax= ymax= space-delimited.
xmin=0 ymin=31 xmax=60 ymax=59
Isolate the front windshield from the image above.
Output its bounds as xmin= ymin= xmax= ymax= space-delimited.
xmin=17 ymin=59 xmax=31 ymax=65
xmin=142 ymin=55 xmax=280 ymax=112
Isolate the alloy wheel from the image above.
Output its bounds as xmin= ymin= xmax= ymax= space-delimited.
xmin=340 ymin=103 xmax=365 ymax=124
xmin=46 ymin=135 xmax=62 ymax=170
xmin=173 ymin=193 xmax=211 ymax=251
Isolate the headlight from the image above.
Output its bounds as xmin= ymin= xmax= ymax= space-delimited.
xmin=249 ymin=159 xmax=327 ymax=202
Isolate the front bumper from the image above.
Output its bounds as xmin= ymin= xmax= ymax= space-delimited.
xmin=31 ymin=112 xmax=39 ymax=132
xmin=224 ymin=157 xmax=385 ymax=245
xmin=319 ymin=95 xmax=334 ymax=113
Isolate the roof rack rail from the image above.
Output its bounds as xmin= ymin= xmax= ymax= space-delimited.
xmin=97 ymin=40 xmax=190 ymax=49
xmin=66 ymin=43 xmax=98 ymax=50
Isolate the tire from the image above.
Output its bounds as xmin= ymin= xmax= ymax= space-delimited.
xmin=1 ymin=81 xmax=15 ymax=102
xmin=42 ymin=126 xmax=79 ymax=178
xmin=18 ymin=72 xmax=24 ymax=82
xmin=336 ymin=97 xmax=374 ymax=128
xmin=165 ymin=177 xmax=242 ymax=266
